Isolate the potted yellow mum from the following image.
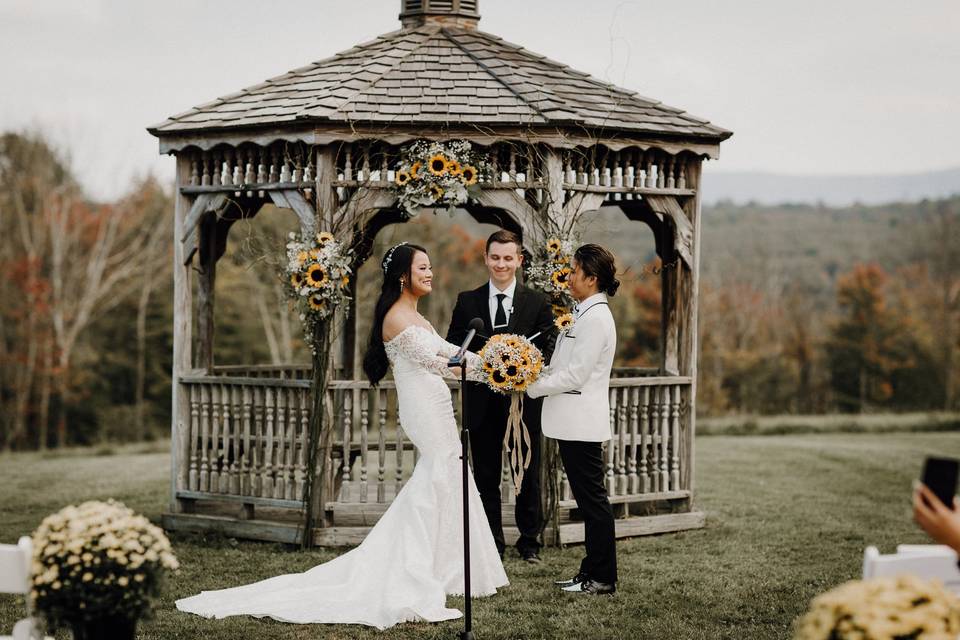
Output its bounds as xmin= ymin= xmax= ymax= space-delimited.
xmin=30 ymin=500 xmax=179 ymax=639
xmin=793 ymin=575 xmax=960 ymax=639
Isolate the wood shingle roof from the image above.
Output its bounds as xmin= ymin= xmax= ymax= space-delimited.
xmin=149 ymin=26 xmax=730 ymax=142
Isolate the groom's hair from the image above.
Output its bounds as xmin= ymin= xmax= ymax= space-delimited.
xmin=485 ymin=229 xmax=522 ymax=254
xmin=574 ymin=244 xmax=621 ymax=296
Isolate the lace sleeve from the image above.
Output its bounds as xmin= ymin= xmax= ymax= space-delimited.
xmin=385 ymin=328 xmax=458 ymax=378
xmin=431 ymin=333 xmax=487 ymax=383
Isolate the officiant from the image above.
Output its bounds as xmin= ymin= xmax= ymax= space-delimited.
xmin=446 ymin=229 xmax=557 ymax=563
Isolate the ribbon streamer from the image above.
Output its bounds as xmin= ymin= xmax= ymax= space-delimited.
xmin=503 ymin=393 xmax=533 ymax=495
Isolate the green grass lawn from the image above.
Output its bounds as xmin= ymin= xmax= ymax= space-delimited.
xmin=2 ymin=433 xmax=956 ymax=639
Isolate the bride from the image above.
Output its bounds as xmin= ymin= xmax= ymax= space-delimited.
xmin=176 ymin=242 xmax=508 ymax=629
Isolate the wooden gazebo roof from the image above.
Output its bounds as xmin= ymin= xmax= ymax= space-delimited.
xmin=148 ymin=15 xmax=730 ymax=148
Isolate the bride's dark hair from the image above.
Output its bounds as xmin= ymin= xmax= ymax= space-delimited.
xmin=362 ymin=243 xmax=428 ymax=385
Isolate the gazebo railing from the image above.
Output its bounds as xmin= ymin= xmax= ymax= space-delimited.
xmin=176 ymin=371 xmax=692 ymax=523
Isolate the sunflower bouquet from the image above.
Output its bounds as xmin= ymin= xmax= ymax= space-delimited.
xmin=792 ymin=575 xmax=960 ymax=640
xmin=393 ymin=140 xmax=484 ymax=217
xmin=30 ymin=500 xmax=179 ymax=635
xmin=285 ymin=230 xmax=352 ymax=353
xmin=525 ymin=236 xmax=578 ymax=318
xmin=478 ymin=334 xmax=544 ymax=494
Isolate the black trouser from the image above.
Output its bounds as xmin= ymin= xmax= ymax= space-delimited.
xmin=469 ymin=389 xmax=543 ymax=556
xmin=558 ymin=440 xmax=618 ymax=584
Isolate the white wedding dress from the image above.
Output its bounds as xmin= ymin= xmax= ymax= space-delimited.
xmin=176 ymin=324 xmax=508 ymax=629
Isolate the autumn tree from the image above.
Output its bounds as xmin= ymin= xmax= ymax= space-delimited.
xmin=826 ymin=263 xmax=916 ymax=412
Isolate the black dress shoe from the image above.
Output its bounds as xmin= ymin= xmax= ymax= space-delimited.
xmin=554 ymin=572 xmax=588 ymax=588
xmin=519 ymin=548 xmax=542 ymax=564
xmin=562 ymin=579 xmax=616 ymax=595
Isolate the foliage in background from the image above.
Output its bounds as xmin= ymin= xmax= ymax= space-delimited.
xmin=1 ymin=129 xmax=958 ymax=452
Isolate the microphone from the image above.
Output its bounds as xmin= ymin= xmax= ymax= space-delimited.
xmin=448 ymin=317 xmax=485 ymax=366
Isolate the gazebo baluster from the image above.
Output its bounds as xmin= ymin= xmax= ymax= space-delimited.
xmin=227 ymin=385 xmax=240 ymax=495
xmin=209 ymin=384 xmax=221 ymax=493
xmin=627 ymin=387 xmax=640 ymax=494
xmin=199 ymin=385 xmax=210 ymax=492
xmin=639 ymin=386 xmax=650 ymax=493
xmin=241 ymin=386 xmax=252 ymax=496
xmin=187 ymin=385 xmax=199 ymax=491
xmin=341 ymin=390 xmax=353 ymax=502
xmin=605 ymin=388 xmax=616 ymax=495
xmin=616 ymin=387 xmax=628 ymax=495
xmin=269 ymin=147 xmax=280 ymax=183
xmin=296 ymin=389 xmax=308 ymax=501
xmin=263 ymin=387 xmax=275 ymax=499
xmin=670 ymin=384 xmax=681 ymax=491
xmin=201 ymin=151 xmax=211 ymax=186
xmin=659 ymin=385 xmax=670 ymax=492
xmin=359 ymin=389 xmax=369 ymax=503
xmin=285 ymin=388 xmax=297 ymax=501
xmin=377 ymin=388 xmax=387 ymax=504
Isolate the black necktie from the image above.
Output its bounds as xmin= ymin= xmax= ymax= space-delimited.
xmin=494 ymin=293 xmax=508 ymax=332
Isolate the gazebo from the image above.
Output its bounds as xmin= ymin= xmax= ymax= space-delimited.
xmin=149 ymin=0 xmax=731 ymax=546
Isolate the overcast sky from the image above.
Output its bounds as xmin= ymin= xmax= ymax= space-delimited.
xmin=1 ymin=0 xmax=958 ymax=200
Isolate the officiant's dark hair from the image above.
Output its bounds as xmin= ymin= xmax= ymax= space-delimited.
xmin=574 ymin=244 xmax=620 ymax=296
xmin=363 ymin=243 xmax=429 ymax=385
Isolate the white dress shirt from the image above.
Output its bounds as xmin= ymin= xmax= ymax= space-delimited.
xmin=488 ymin=278 xmax=516 ymax=330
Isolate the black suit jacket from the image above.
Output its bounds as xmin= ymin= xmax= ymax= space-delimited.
xmin=446 ymin=282 xmax=558 ymax=431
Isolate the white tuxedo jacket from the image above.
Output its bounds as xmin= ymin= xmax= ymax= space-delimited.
xmin=527 ymin=294 xmax=616 ymax=442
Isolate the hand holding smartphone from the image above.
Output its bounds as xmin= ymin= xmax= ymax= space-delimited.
xmin=921 ymin=456 xmax=960 ymax=510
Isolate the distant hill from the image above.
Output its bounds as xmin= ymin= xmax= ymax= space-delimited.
xmin=701 ymin=167 xmax=960 ymax=206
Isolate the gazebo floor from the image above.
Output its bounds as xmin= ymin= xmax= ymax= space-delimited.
xmin=162 ymin=494 xmax=704 ymax=547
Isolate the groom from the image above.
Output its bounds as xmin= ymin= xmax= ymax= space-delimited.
xmin=446 ymin=229 xmax=557 ymax=563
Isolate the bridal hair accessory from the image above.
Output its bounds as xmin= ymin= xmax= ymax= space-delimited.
xmin=382 ymin=242 xmax=409 ymax=275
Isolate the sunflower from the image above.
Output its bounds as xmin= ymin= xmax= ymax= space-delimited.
xmin=555 ymin=313 xmax=574 ymax=331
xmin=447 ymin=159 xmax=462 ymax=176
xmin=296 ymin=250 xmax=310 ymax=265
xmin=341 ymin=274 xmax=350 ymax=288
xmin=490 ymin=369 xmax=509 ymax=389
xmin=316 ymin=231 xmax=335 ymax=245
xmin=308 ymin=294 xmax=326 ymax=311
xmin=551 ymin=304 xmax=568 ymax=318
xmin=460 ymin=165 xmax=478 ymax=185
xmin=410 ymin=161 xmax=422 ymax=179
xmin=395 ymin=169 xmax=410 ymax=186
xmin=308 ymin=249 xmax=321 ymax=261
xmin=551 ymin=267 xmax=571 ymax=289
xmin=428 ymin=154 xmax=448 ymax=176
xmin=546 ymin=238 xmax=562 ymax=254
xmin=306 ymin=264 xmax=328 ymax=287
xmin=290 ymin=271 xmax=305 ymax=289
xmin=429 ymin=183 xmax=444 ymax=201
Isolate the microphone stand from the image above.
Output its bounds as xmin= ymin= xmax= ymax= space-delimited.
xmin=456 ymin=359 xmax=476 ymax=640
xmin=448 ymin=318 xmax=481 ymax=639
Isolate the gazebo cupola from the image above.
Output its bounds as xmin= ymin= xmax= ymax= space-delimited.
xmin=150 ymin=0 xmax=731 ymax=547
xmin=400 ymin=0 xmax=480 ymax=30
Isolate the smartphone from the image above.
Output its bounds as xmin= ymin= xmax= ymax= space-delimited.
xmin=922 ymin=456 xmax=960 ymax=509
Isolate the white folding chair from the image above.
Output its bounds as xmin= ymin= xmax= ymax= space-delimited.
xmin=863 ymin=545 xmax=960 ymax=593
xmin=0 ymin=537 xmax=51 ymax=640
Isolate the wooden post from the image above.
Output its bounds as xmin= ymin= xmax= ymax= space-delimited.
xmin=196 ymin=216 xmax=217 ymax=371
xmin=680 ymin=158 xmax=703 ymax=495
xmin=171 ymin=155 xmax=194 ymax=513
xmin=543 ymin=146 xmax=566 ymax=229
xmin=661 ymin=225 xmax=680 ymax=376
